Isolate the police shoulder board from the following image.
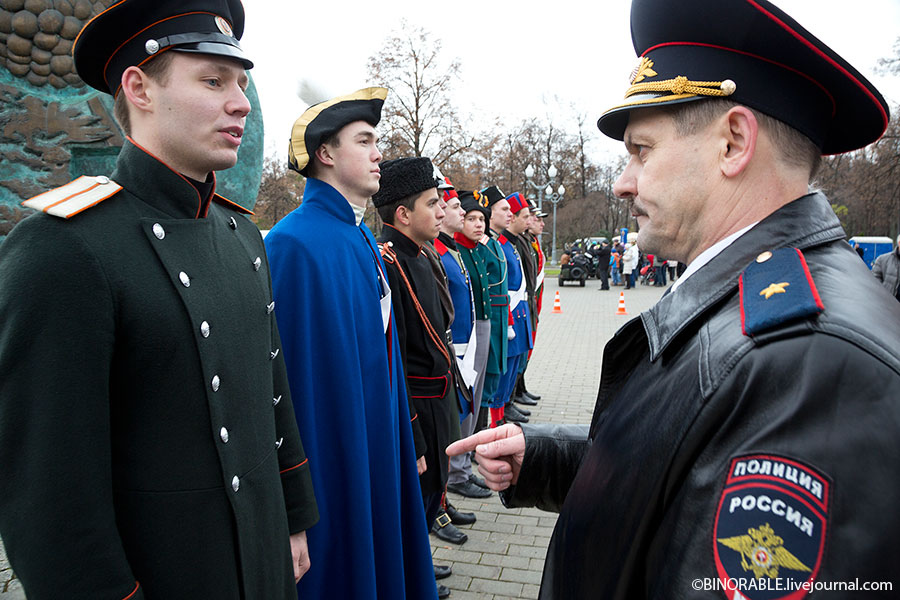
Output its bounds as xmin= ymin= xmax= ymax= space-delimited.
xmin=739 ymin=247 xmax=824 ymax=337
xmin=22 ymin=175 xmax=122 ymax=219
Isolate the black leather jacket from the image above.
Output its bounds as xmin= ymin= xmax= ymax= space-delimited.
xmin=504 ymin=193 xmax=900 ymax=599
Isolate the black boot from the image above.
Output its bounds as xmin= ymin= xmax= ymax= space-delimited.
xmin=431 ymin=510 xmax=468 ymax=544
xmin=446 ymin=502 xmax=477 ymax=525
xmin=520 ymin=375 xmax=541 ymax=400
xmin=504 ymin=403 xmax=529 ymax=423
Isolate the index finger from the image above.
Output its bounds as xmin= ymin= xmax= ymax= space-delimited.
xmin=445 ymin=427 xmax=505 ymax=457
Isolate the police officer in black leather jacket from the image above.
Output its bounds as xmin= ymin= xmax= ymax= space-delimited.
xmin=448 ymin=1 xmax=900 ymax=598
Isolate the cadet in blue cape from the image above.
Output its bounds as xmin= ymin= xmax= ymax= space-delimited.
xmin=492 ymin=192 xmax=534 ymax=425
xmin=478 ymin=186 xmax=512 ymax=427
xmin=0 ymin=2 xmax=318 ymax=598
xmin=266 ymin=89 xmax=436 ymax=600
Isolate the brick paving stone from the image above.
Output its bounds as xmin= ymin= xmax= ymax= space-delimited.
xmin=499 ymin=567 xmax=543 ymax=585
xmin=432 ymin=277 xmax=667 ymax=597
xmin=467 ymin=577 xmax=524 ymax=596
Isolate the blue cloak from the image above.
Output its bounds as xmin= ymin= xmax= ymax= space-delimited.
xmin=265 ymin=178 xmax=436 ymax=600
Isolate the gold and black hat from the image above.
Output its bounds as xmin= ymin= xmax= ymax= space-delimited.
xmin=73 ymin=0 xmax=252 ymax=96
xmin=288 ymin=87 xmax=388 ymax=177
xmin=459 ymin=190 xmax=490 ymax=220
xmin=371 ymin=157 xmax=437 ymax=209
xmin=479 ymin=185 xmax=506 ymax=208
xmin=597 ymin=0 xmax=889 ymax=154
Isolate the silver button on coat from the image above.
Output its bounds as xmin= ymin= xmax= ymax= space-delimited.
xmin=200 ymin=321 xmax=210 ymax=338
xmin=152 ymin=223 xmax=165 ymax=240
xmin=179 ymin=272 xmax=190 ymax=287
xmin=211 ymin=375 xmax=220 ymax=392
xmin=231 ymin=476 xmax=240 ymax=492
xmin=220 ymin=427 xmax=229 ymax=443
xmin=253 ymin=257 xmax=262 ymax=271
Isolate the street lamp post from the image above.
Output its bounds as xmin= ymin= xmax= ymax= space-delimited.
xmin=547 ymin=184 xmax=566 ymax=265
xmin=524 ymin=164 xmax=558 ymax=259
xmin=523 ymin=163 xmax=558 ymax=213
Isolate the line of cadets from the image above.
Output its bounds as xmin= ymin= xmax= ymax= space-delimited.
xmin=263 ymin=88 xmax=549 ymax=600
xmin=367 ymin=157 xmax=551 ymax=596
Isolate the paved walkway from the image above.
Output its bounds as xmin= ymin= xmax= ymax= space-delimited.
xmin=431 ymin=277 xmax=668 ymax=599
xmin=0 ymin=277 xmax=669 ymax=599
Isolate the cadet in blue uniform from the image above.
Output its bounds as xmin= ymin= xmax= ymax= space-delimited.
xmin=449 ymin=0 xmax=900 ymax=598
xmin=266 ymin=90 xmax=437 ymax=600
xmin=0 ymin=2 xmax=318 ymax=598
xmin=439 ymin=188 xmax=494 ymax=501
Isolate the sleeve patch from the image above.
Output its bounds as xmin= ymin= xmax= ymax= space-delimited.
xmin=713 ymin=454 xmax=831 ymax=599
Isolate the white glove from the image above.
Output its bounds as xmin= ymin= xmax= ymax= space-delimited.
xmin=507 ymin=325 xmax=516 ymax=340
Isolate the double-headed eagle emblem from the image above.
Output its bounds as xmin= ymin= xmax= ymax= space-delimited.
xmin=718 ymin=523 xmax=811 ymax=579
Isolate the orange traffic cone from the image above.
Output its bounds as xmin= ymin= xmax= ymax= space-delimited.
xmin=552 ymin=290 xmax=562 ymax=313
xmin=615 ymin=291 xmax=628 ymax=315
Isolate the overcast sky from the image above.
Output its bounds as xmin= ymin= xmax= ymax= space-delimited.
xmin=241 ymin=0 xmax=900 ymax=165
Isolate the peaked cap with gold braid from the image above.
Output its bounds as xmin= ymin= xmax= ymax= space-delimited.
xmin=597 ymin=0 xmax=889 ymax=154
xmin=288 ymin=87 xmax=388 ymax=177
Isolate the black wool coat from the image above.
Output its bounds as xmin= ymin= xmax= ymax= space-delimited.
xmin=378 ymin=224 xmax=455 ymax=496
xmin=0 ymin=140 xmax=318 ymax=600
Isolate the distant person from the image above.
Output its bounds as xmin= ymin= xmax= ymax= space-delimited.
xmin=667 ymin=258 xmax=678 ymax=281
xmin=448 ymin=0 xmax=900 ymax=597
xmin=622 ymin=242 xmax=638 ymax=289
xmin=873 ymin=234 xmax=900 ymax=301
xmin=597 ymin=240 xmax=611 ymax=290
xmin=854 ymin=241 xmax=866 ymax=261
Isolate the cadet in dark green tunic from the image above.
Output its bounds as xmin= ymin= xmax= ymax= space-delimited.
xmin=0 ymin=2 xmax=317 ymax=599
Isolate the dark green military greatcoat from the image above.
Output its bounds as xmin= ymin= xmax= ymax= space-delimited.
xmin=0 ymin=140 xmax=318 ymax=600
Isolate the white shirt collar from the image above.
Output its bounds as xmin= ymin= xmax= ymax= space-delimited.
xmin=671 ymin=221 xmax=758 ymax=292
xmin=349 ymin=201 xmax=367 ymax=226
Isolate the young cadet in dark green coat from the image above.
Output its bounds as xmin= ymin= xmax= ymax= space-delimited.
xmin=477 ymin=186 xmax=511 ymax=428
xmin=0 ymin=2 xmax=317 ymax=599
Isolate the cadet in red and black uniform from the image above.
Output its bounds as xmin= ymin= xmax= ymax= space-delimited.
xmin=374 ymin=157 xmax=455 ymax=598
xmin=0 ymin=2 xmax=317 ymax=598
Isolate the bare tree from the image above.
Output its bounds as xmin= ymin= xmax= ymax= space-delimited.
xmin=367 ymin=21 xmax=473 ymax=164
xmin=253 ymin=156 xmax=304 ymax=230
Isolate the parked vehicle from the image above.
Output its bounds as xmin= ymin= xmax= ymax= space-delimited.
xmin=849 ymin=236 xmax=894 ymax=269
xmin=559 ymin=250 xmax=591 ymax=286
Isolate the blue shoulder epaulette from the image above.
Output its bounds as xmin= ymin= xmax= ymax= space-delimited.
xmin=739 ymin=247 xmax=824 ymax=336
xmin=22 ymin=175 xmax=122 ymax=219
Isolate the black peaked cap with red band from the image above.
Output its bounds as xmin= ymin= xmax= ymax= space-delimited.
xmin=73 ymin=0 xmax=252 ymax=96
xmin=597 ymin=0 xmax=889 ymax=154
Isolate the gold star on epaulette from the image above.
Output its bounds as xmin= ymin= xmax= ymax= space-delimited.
xmin=759 ymin=282 xmax=790 ymax=299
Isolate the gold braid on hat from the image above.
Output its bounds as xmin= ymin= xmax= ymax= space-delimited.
xmin=627 ymin=75 xmax=737 ymax=98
